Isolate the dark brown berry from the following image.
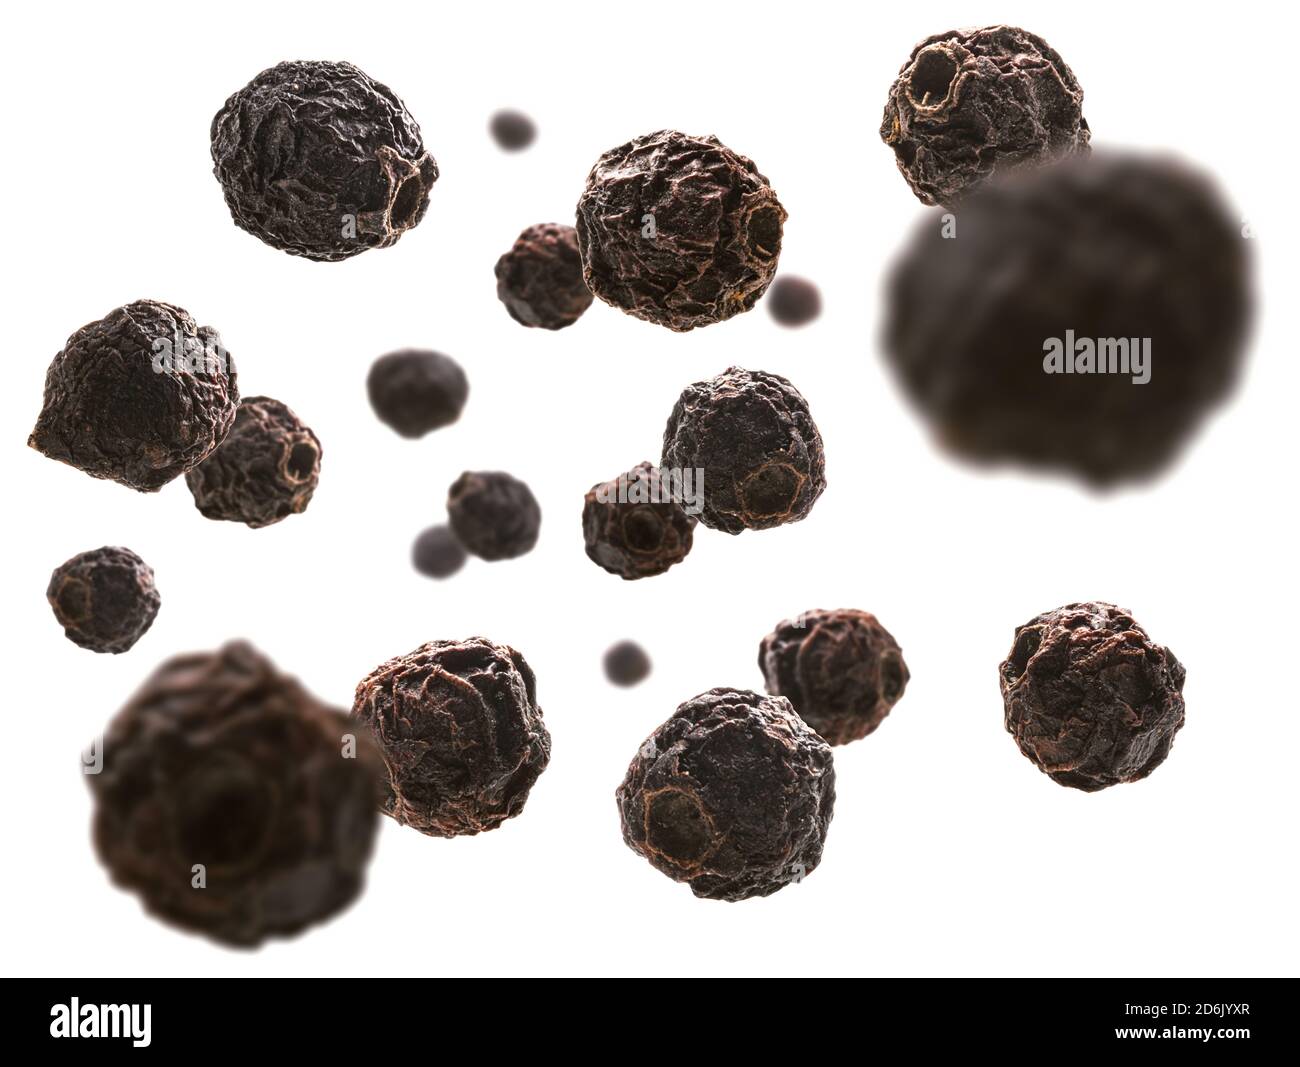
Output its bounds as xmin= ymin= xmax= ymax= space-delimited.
xmin=576 ymin=130 xmax=786 ymax=331
xmin=489 ymin=110 xmax=536 ymax=151
xmin=999 ymin=602 xmax=1186 ymax=792
xmin=28 ymin=300 xmax=239 ymax=492
xmin=766 ymin=276 xmax=822 ymax=327
xmin=47 ymin=547 xmax=160 ymax=654
xmin=412 ymin=524 xmax=467 ymax=579
xmin=616 ymin=688 xmax=835 ymax=901
xmin=495 ymin=223 xmax=594 ymax=330
xmin=367 ymin=349 xmax=468 ymax=439
xmin=582 ymin=462 xmax=696 ymax=580
xmin=758 ymin=609 xmax=909 ymax=745
xmin=447 ymin=471 xmax=541 ymax=561
xmin=604 ymin=641 xmax=651 ymax=687
xmin=351 ymin=637 xmax=551 ymax=837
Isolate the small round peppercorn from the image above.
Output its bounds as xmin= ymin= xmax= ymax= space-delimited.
xmin=582 ymin=462 xmax=696 ymax=579
xmin=617 ymin=688 xmax=835 ymax=901
xmin=661 ymin=366 xmax=826 ymax=534
xmin=576 ymin=130 xmax=787 ymax=331
xmin=766 ymin=276 xmax=822 ymax=327
xmin=999 ymin=602 xmax=1186 ymax=792
xmin=447 ymin=470 xmax=541 ymax=561
xmin=604 ymin=641 xmax=651 ymax=687
xmin=185 ymin=396 xmax=321 ymax=528
xmin=758 ymin=609 xmax=909 ymax=745
xmin=90 ymin=641 xmax=383 ymax=946
xmin=495 ymin=223 xmax=594 ymax=330
xmin=28 ymin=300 xmax=239 ymax=492
xmin=489 ymin=109 xmax=537 ymax=151
xmin=352 ymin=637 xmax=551 ymax=837
xmin=367 ymin=349 xmax=469 ymax=439
xmin=47 ymin=546 xmax=160 ymax=654
xmin=412 ymin=524 xmax=467 ymax=579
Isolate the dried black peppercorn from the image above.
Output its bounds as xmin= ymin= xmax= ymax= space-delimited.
xmin=495 ymin=223 xmax=594 ymax=330
xmin=880 ymin=26 xmax=1090 ymax=206
xmin=766 ymin=276 xmax=822 ymax=327
xmin=489 ymin=109 xmax=536 ymax=151
xmin=575 ymin=130 xmax=786 ymax=331
xmin=367 ymin=349 xmax=468 ymax=439
xmin=661 ymin=367 xmax=825 ymax=534
xmin=411 ymin=524 xmax=467 ymax=579
xmin=999 ymin=602 xmax=1186 ymax=792
xmin=582 ymin=462 xmax=696 ymax=580
xmin=47 ymin=547 xmax=160 ymax=655
xmin=28 ymin=300 xmax=239 ymax=492
xmin=90 ymin=642 xmax=382 ymax=946
xmin=883 ymin=152 xmax=1251 ymax=485
xmin=185 ymin=396 xmax=321 ymax=528
xmin=758 ymin=609 xmax=909 ymax=746
xmin=352 ymin=637 xmax=551 ymax=837
xmin=211 ymin=60 xmax=438 ymax=261
xmin=447 ymin=470 xmax=541 ymax=561
xmin=604 ymin=641 xmax=651 ymax=687
xmin=617 ymin=688 xmax=834 ymax=901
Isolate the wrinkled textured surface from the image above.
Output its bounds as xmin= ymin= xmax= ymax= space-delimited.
xmin=767 ymin=276 xmax=822 ymax=327
xmin=604 ymin=641 xmax=651 ymax=687
xmin=883 ymin=152 xmax=1252 ymax=486
xmin=617 ymin=688 xmax=834 ymax=901
xmin=211 ymin=60 xmax=438 ymax=261
xmin=759 ymin=609 xmax=910 ymax=746
xmin=351 ymin=638 xmax=551 ymax=837
xmin=412 ymin=525 xmax=467 ymax=579
xmin=29 ymin=300 xmax=239 ymax=492
xmin=576 ymin=130 xmax=786 ymax=331
xmin=582 ymin=462 xmax=695 ymax=579
xmin=880 ymin=25 xmax=1090 ymax=206
xmin=662 ymin=367 xmax=825 ymax=534
xmin=495 ymin=223 xmax=593 ymax=330
xmin=185 ymin=396 xmax=320 ymax=528
xmin=447 ymin=470 xmax=541 ymax=560
xmin=367 ymin=349 xmax=468 ymax=438
xmin=999 ymin=602 xmax=1186 ymax=792
xmin=90 ymin=642 xmax=382 ymax=946
xmin=47 ymin=546 xmax=160 ymax=654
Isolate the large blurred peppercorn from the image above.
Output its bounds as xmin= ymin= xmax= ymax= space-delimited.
xmin=28 ymin=300 xmax=239 ymax=492
xmin=47 ymin=546 xmax=160 ymax=654
xmin=759 ymin=609 xmax=909 ymax=745
xmin=661 ymin=367 xmax=825 ymax=534
xmin=185 ymin=396 xmax=321 ymax=528
xmin=352 ymin=637 xmax=551 ymax=837
xmin=211 ymin=60 xmax=438 ymax=261
xmin=447 ymin=470 xmax=541 ymax=560
xmin=576 ymin=130 xmax=786 ymax=331
xmin=495 ymin=223 xmax=593 ymax=330
xmin=90 ymin=642 xmax=382 ymax=946
xmin=582 ymin=462 xmax=696 ymax=579
xmin=367 ymin=349 xmax=468 ymax=439
xmin=880 ymin=26 xmax=1090 ymax=206
xmin=883 ymin=152 xmax=1251 ymax=485
xmin=617 ymin=688 xmax=835 ymax=901
xmin=999 ymin=602 xmax=1186 ymax=792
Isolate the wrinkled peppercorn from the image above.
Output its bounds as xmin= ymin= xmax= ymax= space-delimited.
xmin=880 ymin=26 xmax=1090 ymax=206
xmin=758 ymin=609 xmax=909 ymax=746
xmin=883 ymin=152 xmax=1251 ymax=485
xmin=367 ymin=349 xmax=468 ymax=439
xmin=766 ymin=276 xmax=822 ymax=327
xmin=90 ymin=641 xmax=382 ymax=946
xmin=604 ymin=641 xmax=651 ymax=687
xmin=352 ymin=637 xmax=551 ymax=837
xmin=661 ymin=367 xmax=825 ymax=534
xmin=47 ymin=546 xmax=160 ymax=654
xmin=999 ymin=602 xmax=1186 ymax=792
xmin=447 ymin=470 xmax=541 ymax=560
xmin=582 ymin=462 xmax=696 ymax=579
xmin=576 ymin=130 xmax=786 ymax=331
xmin=489 ymin=109 xmax=537 ymax=151
xmin=211 ymin=60 xmax=438 ymax=261
xmin=185 ymin=396 xmax=321 ymax=528
xmin=495 ymin=223 xmax=594 ymax=330
xmin=617 ymin=688 xmax=834 ymax=901
xmin=28 ymin=300 xmax=239 ymax=492
xmin=411 ymin=524 xmax=467 ymax=579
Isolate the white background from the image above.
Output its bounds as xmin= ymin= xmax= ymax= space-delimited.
xmin=1 ymin=0 xmax=1295 ymax=978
